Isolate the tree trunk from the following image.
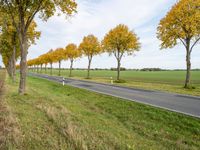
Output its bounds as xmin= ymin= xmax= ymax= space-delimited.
xmin=69 ymin=59 xmax=73 ymax=77
xmin=50 ymin=63 xmax=53 ymax=75
xmin=12 ymin=32 xmax=17 ymax=82
xmin=58 ymin=61 xmax=61 ymax=76
xmin=40 ymin=64 xmax=42 ymax=73
xmin=12 ymin=48 xmax=16 ymax=82
xmin=17 ymin=5 xmax=29 ymax=94
xmin=87 ymin=58 xmax=92 ymax=79
xmin=7 ymin=57 xmax=13 ymax=78
xmin=45 ymin=64 xmax=47 ymax=73
xmin=184 ymin=45 xmax=191 ymax=88
xmin=18 ymin=33 xmax=28 ymax=94
xmin=117 ymin=59 xmax=121 ymax=81
xmin=37 ymin=65 xmax=39 ymax=73
xmin=6 ymin=27 xmax=17 ymax=82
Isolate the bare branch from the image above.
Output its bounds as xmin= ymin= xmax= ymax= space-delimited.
xmin=119 ymin=52 xmax=124 ymax=61
xmin=113 ymin=51 xmax=118 ymax=60
xmin=87 ymin=54 xmax=93 ymax=61
xmin=178 ymin=37 xmax=187 ymax=48
xmin=25 ymin=0 xmax=44 ymax=32
xmin=190 ymin=37 xmax=200 ymax=53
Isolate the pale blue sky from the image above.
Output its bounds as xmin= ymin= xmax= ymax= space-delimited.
xmin=0 ymin=0 xmax=199 ymax=69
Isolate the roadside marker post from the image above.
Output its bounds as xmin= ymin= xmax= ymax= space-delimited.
xmin=62 ymin=77 xmax=65 ymax=86
xmin=110 ymin=77 xmax=113 ymax=84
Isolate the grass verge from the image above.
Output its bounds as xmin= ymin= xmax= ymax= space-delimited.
xmin=3 ymin=75 xmax=200 ymax=149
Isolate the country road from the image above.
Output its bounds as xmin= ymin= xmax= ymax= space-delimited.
xmin=29 ymin=73 xmax=200 ymax=118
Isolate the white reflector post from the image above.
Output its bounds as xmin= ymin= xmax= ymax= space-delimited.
xmin=62 ymin=77 xmax=65 ymax=86
xmin=110 ymin=77 xmax=113 ymax=84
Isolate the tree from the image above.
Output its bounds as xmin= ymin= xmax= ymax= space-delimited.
xmin=27 ymin=59 xmax=35 ymax=72
xmin=53 ymin=48 xmax=65 ymax=76
xmin=79 ymin=35 xmax=101 ymax=79
xmin=40 ymin=53 xmax=50 ymax=73
xmin=64 ymin=43 xmax=80 ymax=77
xmin=0 ymin=14 xmax=19 ymax=82
xmin=0 ymin=38 xmax=18 ymax=79
xmin=34 ymin=58 xmax=41 ymax=73
xmin=37 ymin=56 xmax=44 ymax=73
xmin=0 ymin=0 xmax=77 ymax=94
xmin=102 ymin=24 xmax=141 ymax=81
xmin=46 ymin=50 xmax=55 ymax=75
xmin=0 ymin=14 xmax=40 ymax=82
xmin=157 ymin=0 xmax=200 ymax=88
xmin=32 ymin=58 xmax=38 ymax=72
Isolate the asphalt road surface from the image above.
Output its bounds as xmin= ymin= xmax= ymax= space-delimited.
xmin=29 ymin=73 xmax=200 ymax=118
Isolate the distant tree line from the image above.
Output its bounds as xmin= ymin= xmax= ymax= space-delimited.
xmin=33 ymin=67 xmax=200 ymax=71
xmin=140 ymin=68 xmax=164 ymax=71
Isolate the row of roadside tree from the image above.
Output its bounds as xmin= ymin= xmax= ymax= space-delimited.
xmin=27 ymin=24 xmax=141 ymax=79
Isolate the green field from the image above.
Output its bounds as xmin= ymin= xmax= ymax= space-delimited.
xmin=1 ymin=72 xmax=200 ymax=149
xmin=32 ymin=69 xmax=200 ymax=96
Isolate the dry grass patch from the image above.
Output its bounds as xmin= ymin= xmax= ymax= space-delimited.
xmin=36 ymin=103 xmax=88 ymax=150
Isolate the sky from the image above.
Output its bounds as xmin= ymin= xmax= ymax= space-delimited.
xmin=0 ymin=0 xmax=199 ymax=69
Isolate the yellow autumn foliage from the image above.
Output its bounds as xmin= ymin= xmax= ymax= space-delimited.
xmin=102 ymin=24 xmax=141 ymax=57
xmin=157 ymin=0 xmax=200 ymax=49
xmin=64 ymin=43 xmax=80 ymax=61
xmin=79 ymin=35 xmax=101 ymax=58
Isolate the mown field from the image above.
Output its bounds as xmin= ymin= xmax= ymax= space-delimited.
xmin=1 ymin=73 xmax=200 ymax=149
xmin=33 ymin=69 xmax=200 ymax=96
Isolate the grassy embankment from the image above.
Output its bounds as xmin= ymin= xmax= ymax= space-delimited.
xmin=32 ymin=69 xmax=200 ymax=96
xmin=1 ymin=72 xmax=200 ymax=149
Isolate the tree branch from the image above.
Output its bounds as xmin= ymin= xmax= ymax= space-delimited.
xmin=190 ymin=37 xmax=200 ymax=53
xmin=5 ymin=0 xmax=20 ymax=34
xmin=178 ymin=37 xmax=187 ymax=48
xmin=88 ymin=54 xmax=93 ymax=62
xmin=119 ymin=52 xmax=124 ymax=61
xmin=24 ymin=0 xmax=44 ymax=32
xmin=113 ymin=51 xmax=118 ymax=60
